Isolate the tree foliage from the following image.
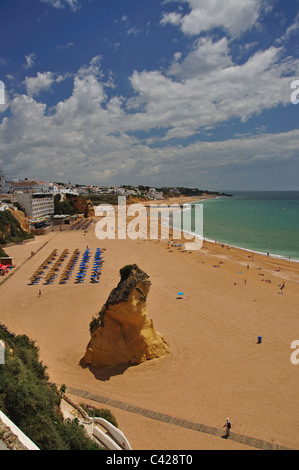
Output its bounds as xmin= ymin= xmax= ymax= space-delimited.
xmin=0 ymin=325 xmax=102 ymax=450
xmin=0 ymin=210 xmax=33 ymax=245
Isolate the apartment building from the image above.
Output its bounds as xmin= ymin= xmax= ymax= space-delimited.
xmin=146 ymin=188 xmax=164 ymax=200
xmin=14 ymin=193 xmax=54 ymax=218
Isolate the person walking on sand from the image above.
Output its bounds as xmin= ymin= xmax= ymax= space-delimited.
xmin=279 ymin=282 xmax=285 ymax=291
xmin=38 ymin=289 xmax=42 ymax=298
xmin=223 ymin=418 xmax=231 ymax=438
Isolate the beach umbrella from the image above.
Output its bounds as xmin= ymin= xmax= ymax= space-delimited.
xmin=177 ymin=292 xmax=184 ymax=296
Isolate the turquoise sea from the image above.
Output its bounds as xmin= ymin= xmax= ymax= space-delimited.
xmin=195 ymin=192 xmax=299 ymax=261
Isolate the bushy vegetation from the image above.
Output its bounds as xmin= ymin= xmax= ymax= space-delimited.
xmin=54 ymin=194 xmax=79 ymax=216
xmin=89 ymin=304 xmax=106 ymax=334
xmin=119 ymin=265 xmax=134 ymax=281
xmin=0 ymin=325 xmax=103 ymax=450
xmin=0 ymin=210 xmax=33 ymax=245
xmin=80 ymin=404 xmax=118 ymax=428
xmin=137 ymin=185 xmax=232 ymax=198
xmin=84 ymin=194 xmax=119 ymax=205
xmin=0 ymin=246 xmax=8 ymax=257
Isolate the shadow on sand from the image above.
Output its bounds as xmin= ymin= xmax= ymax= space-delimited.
xmin=79 ymin=357 xmax=132 ymax=381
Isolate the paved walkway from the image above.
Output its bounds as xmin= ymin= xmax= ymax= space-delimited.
xmin=66 ymin=386 xmax=291 ymax=451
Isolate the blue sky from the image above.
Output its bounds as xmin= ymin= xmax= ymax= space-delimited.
xmin=0 ymin=0 xmax=299 ymax=191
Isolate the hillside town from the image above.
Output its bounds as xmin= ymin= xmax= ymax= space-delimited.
xmin=0 ymin=166 xmax=166 ymax=222
xmin=0 ymin=165 xmax=221 ymax=223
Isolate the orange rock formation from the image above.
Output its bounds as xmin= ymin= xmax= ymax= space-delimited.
xmin=83 ymin=264 xmax=170 ymax=368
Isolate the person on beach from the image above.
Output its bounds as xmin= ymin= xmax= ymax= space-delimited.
xmin=223 ymin=418 xmax=231 ymax=438
xmin=38 ymin=289 xmax=42 ymax=297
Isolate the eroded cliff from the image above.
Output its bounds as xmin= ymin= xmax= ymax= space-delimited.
xmin=83 ymin=264 xmax=170 ymax=368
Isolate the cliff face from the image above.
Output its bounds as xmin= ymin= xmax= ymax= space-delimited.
xmin=71 ymin=196 xmax=95 ymax=218
xmin=126 ymin=195 xmax=149 ymax=204
xmin=56 ymin=194 xmax=95 ymax=217
xmin=9 ymin=208 xmax=30 ymax=232
xmin=83 ymin=265 xmax=170 ymax=368
xmin=0 ymin=209 xmax=33 ymax=245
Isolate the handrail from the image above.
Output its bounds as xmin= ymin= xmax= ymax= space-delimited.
xmin=94 ymin=417 xmax=132 ymax=450
xmin=0 ymin=410 xmax=39 ymax=450
xmin=92 ymin=426 xmax=122 ymax=450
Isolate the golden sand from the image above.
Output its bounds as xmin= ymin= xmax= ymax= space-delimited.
xmin=1 ymin=199 xmax=299 ymax=450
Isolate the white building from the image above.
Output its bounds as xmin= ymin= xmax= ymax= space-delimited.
xmin=14 ymin=193 xmax=54 ymax=218
xmin=57 ymin=186 xmax=79 ymax=195
xmin=146 ymin=188 xmax=164 ymax=200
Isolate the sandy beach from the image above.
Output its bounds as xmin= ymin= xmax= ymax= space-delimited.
xmin=1 ymin=199 xmax=299 ymax=450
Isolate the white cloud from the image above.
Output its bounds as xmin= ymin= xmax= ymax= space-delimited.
xmin=168 ymin=37 xmax=232 ymax=79
xmin=117 ymin=13 xmax=142 ymax=36
xmin=24 ymin=72 xmax=55 ymax=97
xmin=24 ymin=53 xmax=36 ymax=69
xmin=277 ymin=12 xmax=299 ymax=43
xmin=56 ymin=42 xmax=75 ymax=50
xmin=40 ymin=0 xmax=81 ymax=12
xmin=1 ymin=86 xmax=298 ymax=189
xmin=161 ymin=0 xmax=262 ymax=37
xmin=77 ymin=55 xmax=104 ymax=80
xmin=129 ymin=46 xmax=299 ymax=139
xmin=0 ymin=81 xmax=4 ymax=105
xmin=161 ymin=11 xmax=182 ymax=27
xmin=1 ymin=47 xmax=299 ymax=188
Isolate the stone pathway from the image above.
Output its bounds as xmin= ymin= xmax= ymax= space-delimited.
xmin=66 ymin=386 xmax=291 ymax=451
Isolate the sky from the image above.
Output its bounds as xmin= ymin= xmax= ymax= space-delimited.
xmin=0 ymin=0 xmax=299 ymax=191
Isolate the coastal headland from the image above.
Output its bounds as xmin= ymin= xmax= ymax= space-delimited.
xmin=0 ymin=195 xmax=299 ymax=450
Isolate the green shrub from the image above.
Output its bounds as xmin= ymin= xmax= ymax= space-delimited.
xmin=80 ymin=404 xmax=118 ymax=428
xmin=0 ymin=210 xmax=33 ymax=245
xmin=0 ymin=246 xmax=8 ymax=257
xmin=89 ymin=315 xmax=101 ymax=334
xmin=119 ymin=265 xmax=133 ymax=281
xmin=0 ymin=325 xmax=103 ymax=450
xmin=54 ymin=194 xmax=79 ymax=216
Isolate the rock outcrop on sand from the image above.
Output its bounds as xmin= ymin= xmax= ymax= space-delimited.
xmin=83 ymin=265 xmax=170 ymax=368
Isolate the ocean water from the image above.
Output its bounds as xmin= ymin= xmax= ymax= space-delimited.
xmin=177 ymin=192 xmax=299 ymax=261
